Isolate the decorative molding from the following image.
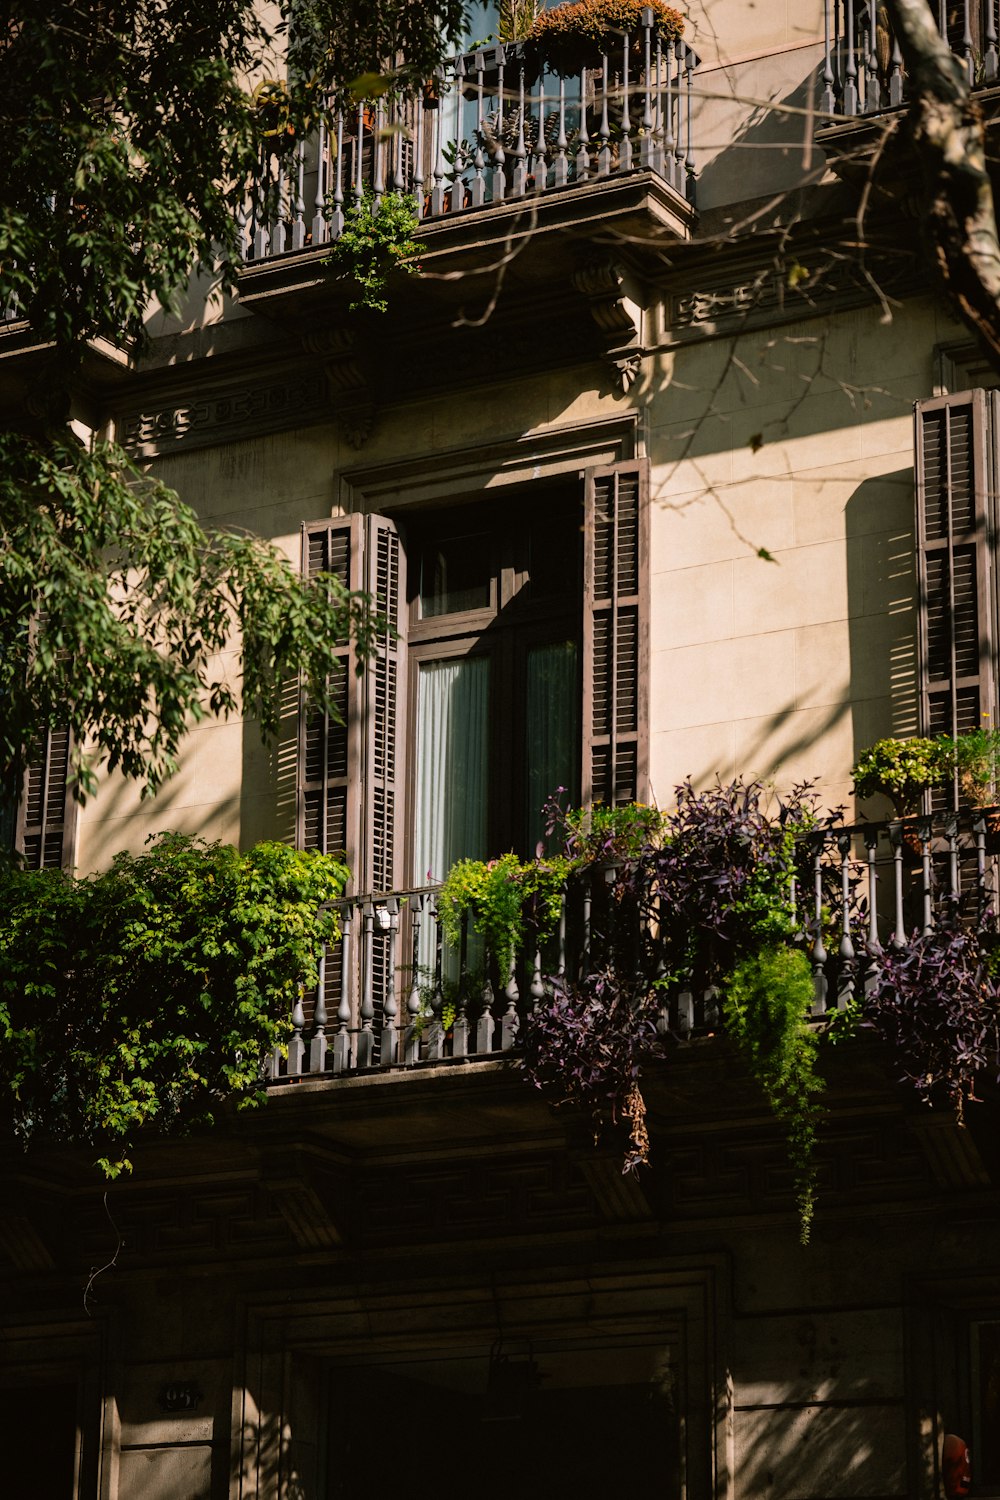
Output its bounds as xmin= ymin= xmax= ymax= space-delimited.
xmin=117 ymin=373 xmax=328 ymax=458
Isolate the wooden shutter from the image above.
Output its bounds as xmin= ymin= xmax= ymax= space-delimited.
xmin=362 ymin=515 xmax=407 ymax=894
xmin=15 ymin=725 xmax=75 ymax=870
xmin=582 ymin=460 xmax=650 ymax=806
xmin=915 ymin=392 xmax=995 ymax=756
xmin=299 ymin=516 xmax=365 ymax=875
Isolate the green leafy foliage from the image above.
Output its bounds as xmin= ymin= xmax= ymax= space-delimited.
xmin=0 ymin=837 xmax=348 ymax=1175
xmin=723 ymin=946 xmax=822 ymax=1242
xmin=437 ymin=852 xmax=570 ymax=978
xmin=326 ymin=191 xmax=425 ymax=312
xmin=0 ymin=433 xmax=386 ymax=799
xmin=288 ymin=0 xmax=468 ymax=103
xmin=937 ymin=726 xmax=1000 ymax=806
xmin=0 ymin=0 xmax=264 ymax=355
xmin=851 ymin=736 xmax=947 ymax=815
xmin=527 ymin=0 xmax=684 ymax=73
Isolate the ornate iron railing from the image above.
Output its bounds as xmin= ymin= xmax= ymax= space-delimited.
xmin=239 ymin=24 xmax=699 ymax=265
xmin=266 ymin=809 xmax=1000 ymax=1084
xmin=821 ymin=0 xmax=999 ymax=118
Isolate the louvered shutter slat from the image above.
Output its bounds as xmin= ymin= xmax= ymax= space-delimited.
xmin=915 ymin=391 xmax=995 ymax=806
xmin=16 ymin=725 xmax=75 ymax=870
xmin=583 ymin=461 xmax=650 ymax=807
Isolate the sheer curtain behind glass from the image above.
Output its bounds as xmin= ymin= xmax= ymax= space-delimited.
xmin=414 ymin=657 xmax=490 ymax=885
xmin=526 ymin=641 xmax=579 ymax=852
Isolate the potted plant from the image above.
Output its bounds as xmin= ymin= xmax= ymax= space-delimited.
xmin=526 ymin=0 xmax=685 ymax=76
xmin=851 ymin=737 xmax=947 ymax=817
xmin=939 ymin=727 xmax=1000 ymax=808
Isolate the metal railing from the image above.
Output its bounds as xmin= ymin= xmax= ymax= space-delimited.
xmin=267 ymin=808 xmax=1000 ymax=1084
xmin=822 ymin=0 xmax=999 ymax=118
xmin=239 ymin=24 xmax=699 ymax=266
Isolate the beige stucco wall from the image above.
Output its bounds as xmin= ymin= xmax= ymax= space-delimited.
xmin=75 ymin=288 xmax=965 ymax=870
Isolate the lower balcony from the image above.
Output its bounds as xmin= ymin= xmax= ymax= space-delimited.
xmin=268 ymin=805 xmax=1000 ymax=1084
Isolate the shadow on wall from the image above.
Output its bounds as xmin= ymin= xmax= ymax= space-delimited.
xmin=695 ymin=69 xmax=828 ymax=215
xmin=845 ymin=467 xmax=919 ymax=773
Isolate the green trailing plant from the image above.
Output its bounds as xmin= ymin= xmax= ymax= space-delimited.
xmin=498 ymin=0 xmax=540 ymax=42
xmin=326 ymin=190 xmax=425 ymax=313
xmin=555 ymin=795 xmax=669 ymax=864
xmin=0 ymin=836 xmax=348 ymax=1176
xmin=851 ymin=736 xmax=947 ymax=816
xmin=723 ymin=946 xmax=823 ymax=1243
xmin=938 ymin=726 xmax=1000 ymax=807
xmin=437 ymin=852 xmax=570 ymax=979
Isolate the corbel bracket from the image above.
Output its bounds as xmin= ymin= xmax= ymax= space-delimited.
xmin=300 ymin=325 xmax=375 ymax=448
xmin=571 ymin=260 xmax=642 ymax=394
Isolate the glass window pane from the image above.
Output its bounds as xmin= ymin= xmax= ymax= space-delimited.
xmin=420 ymin=534 xmax=492 ymax=618
xmin=525 ymin=641 xmax=579 ymax=852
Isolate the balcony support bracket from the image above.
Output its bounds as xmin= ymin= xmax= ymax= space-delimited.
xmin=571 ymin=259 xmax=642 ymax=394
xmin=301 ymin=326 xmax=375 ymax=449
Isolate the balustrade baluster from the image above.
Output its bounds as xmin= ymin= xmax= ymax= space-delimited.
xmin=946 ymin=816 xmax=960 ymax=898
xmin=598 ymin=52 xmax=611 ymax=176
xmin=413 ymin=100 xmax=426 ymax=216
xmin=512 ymin=59 xmax=528 ymax=195
xmin=373 ymin=98 xmax=385 ymax=208
xmin=918 ymin=816 xmax=934 ymax=936
xmin=308 ymin=943 xmax=328 ymax=1072
xmin=676 ymin=989 xmax=694 ymax=1036
xmin=502 ymin=954 xmax=520 ymax=1049
xmin=426 ymin=900 xmax=447 ymax=1060
xmin=864 ymin=829 xmax=881 ymax=996
xmin=986 ymin=0 xmax=999 ymax=81
xmin=553 ymin=75 xmax=569 ymax=188
xmin=271 ymin=156 xmax=289 ymax=255
xmin=404 ymin=895 xmax=424 ymax=1064
xmin=962 ymin=0 xmax=975 ymax=83
xmin=651 ymin=33 xmax=664 ymax=175
xmin=431 ymin=70 xmax=447 ymax=215
xmin=673 ymin=44 xmax=686 ymax=189
xmin=393 ymin=99 xmax=406 ymax=195
xmin=837 ymin=832 xmax=855 ymax=1011
xmin=640 ymin=9 xmax=655 ymax=168
xmin=581 ymin=872 xmax=592 ymax=977
xmin=530 ymin=949 xmax=545 ymax=1010
xmin=811 ymin=836 xmax=829 ymax=1016
xmin=476 ymin=948 xmax=496 ymax=1052
xmin=252 ymin=155 xmax=270 ymax=260
xmin=492 ymin=47 xmax=508 ymax=201
xmin=684 ymin=45 xmax=695 ymax=196
xmin=844 ymin=0 xmax=859 ymax=115
xmin=236 ymin=199 xmax=251 ymax=264
xmin=451 ymin=56 xmax=466 ymax=213
xmin=620 ymin=30 xmax=634 ymax=171
xmin=889 ymin=31 xmax=904 ymax=105
xmin=821 ymin=0 xmax=836 ymax=114
xmin=469 ymin=50 xmax=487 ymax=206
xmin=975 ymin=814 xmax=989 ymax=924
xmin=354 ymin=102 xmax=365 ymax=206
xmin=291 ymin=139 xmax=307 ymax=250
xmin=663 ymin=41 xmax=676 ymax=191
xmin=865 ymin=0 xmax=880 ymax=112
xmin=889 ymin=823 xmax=907 ymax=949
xmin=332 ymin=904 xmax=353 ymax=1071
xmin=356 ymin=900 xmax=376 ymax=1067
xmin=325 ymin=110 xmax=343 ymax=241
xmin=380 ymin=898 xmax=399 ymax=1065
xmin=453 ymin=910 xmax=471 ymax=1057
xmin=576 ymin=59 xmax=591 ymax=179
xmin=557 ymin=889 xmax=567 ymax=978
xmin=532 ymin=65 xmax=546 ymax=187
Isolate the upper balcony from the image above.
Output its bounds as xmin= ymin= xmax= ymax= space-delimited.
xmin=236 ymin=21 xmax=700 ymax=321
xmin=821 ymin=0 xmax=998 ymax=120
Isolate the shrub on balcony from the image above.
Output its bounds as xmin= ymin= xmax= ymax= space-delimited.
xmin=0 ymin=836 xmax=348 ymax=1177
xmin=937 ymin=726 xmax=1000 ymax=807
xmin=437 ymin=851 xmax=570 ymax=980
xmin=325 ymin=189 xmax=425 ymax=313
xmin=851 ymin=735 xmax=947 ymax=816
xmin=527 ymin=0 xmax=685 ymax=76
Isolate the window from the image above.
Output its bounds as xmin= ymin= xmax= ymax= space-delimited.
xmin=298 ymin=460 xmax=649 ymax=894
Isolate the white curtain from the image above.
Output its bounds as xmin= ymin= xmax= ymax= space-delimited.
xmin=414 ymin=656 xmax=490 ymax=885
xmin=526 ymin=641 xmax=579 ymax=854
